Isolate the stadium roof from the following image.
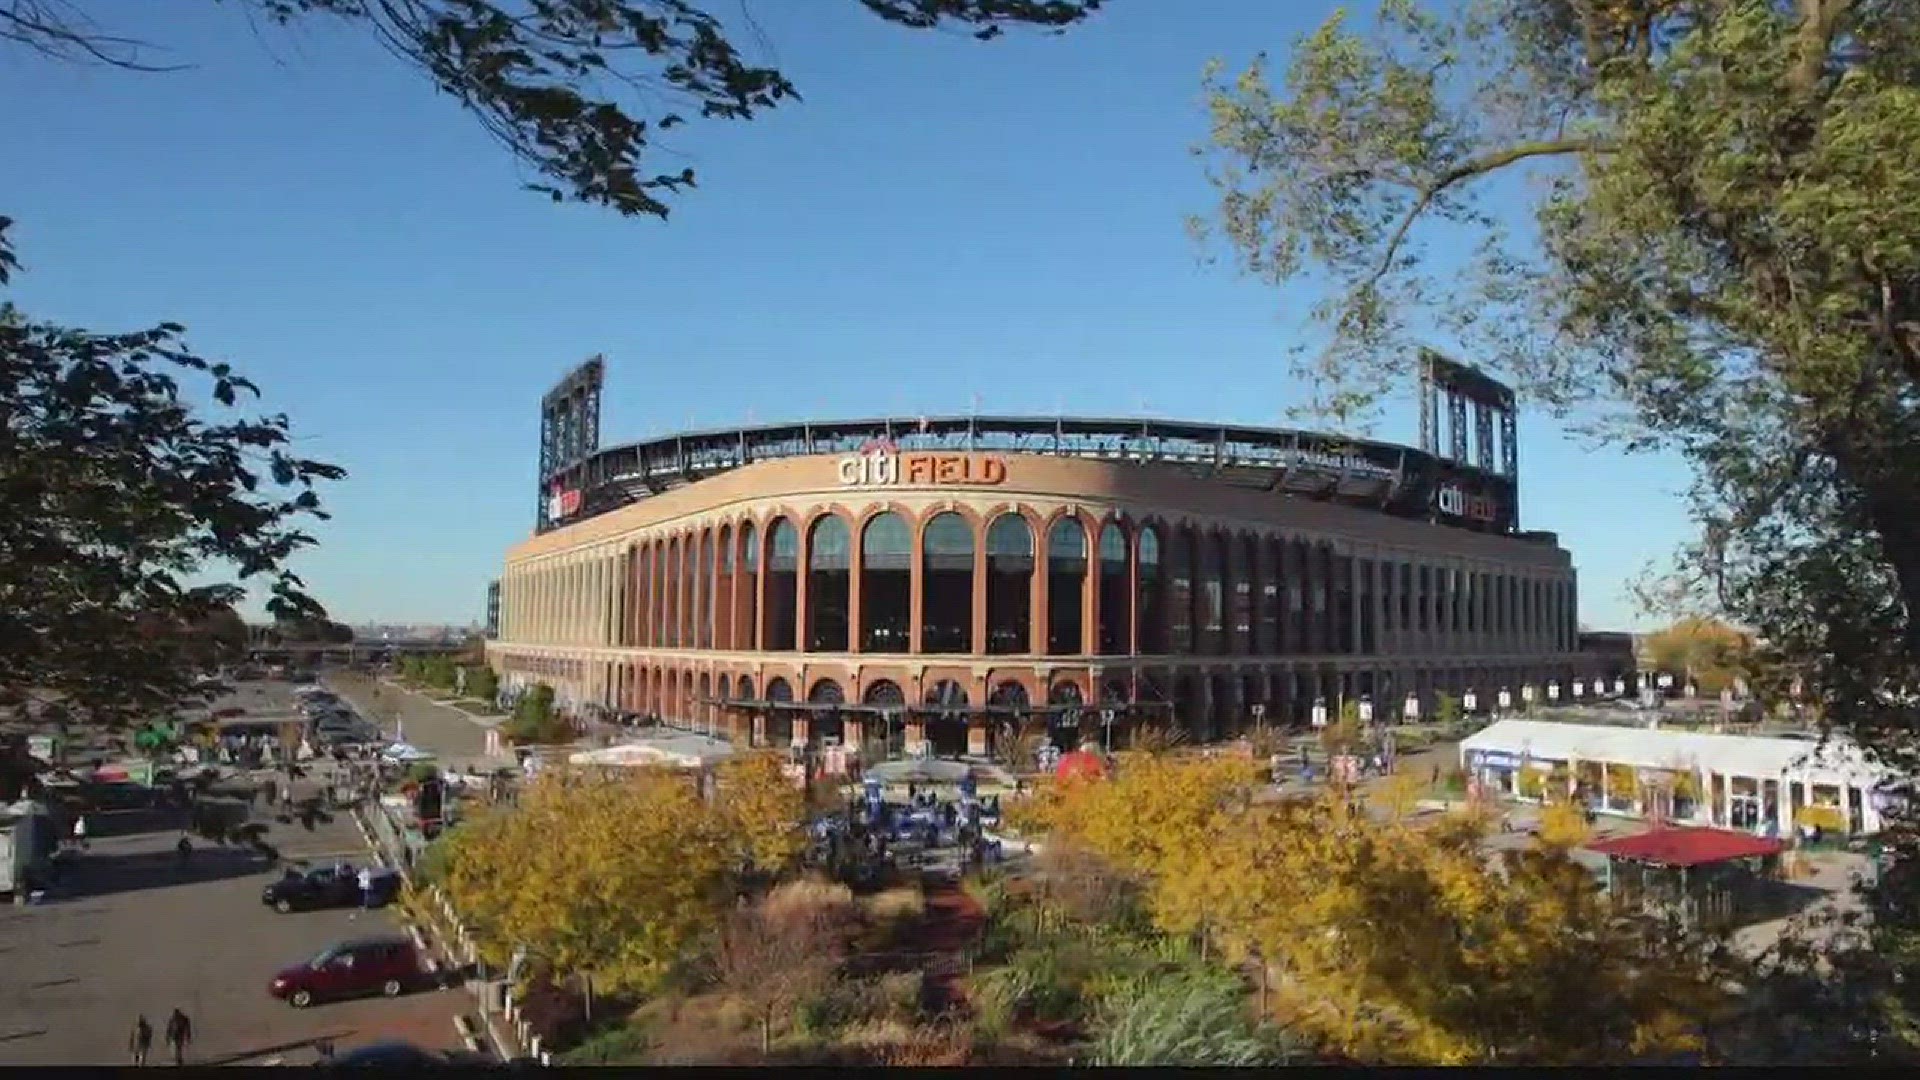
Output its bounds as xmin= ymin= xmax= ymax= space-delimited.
xmin=1586 ymin=827 xmax=1784 ymax=868
xmin=1459 ymin=719 xmax=1893 ymax=786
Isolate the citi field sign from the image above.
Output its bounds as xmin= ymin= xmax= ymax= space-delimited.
xmin=1435 ymin=484 xmax=1501 ymax=524
xmin=837 ymin=441 xmax=1007 ymax=488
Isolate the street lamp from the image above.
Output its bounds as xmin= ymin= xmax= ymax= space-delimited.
xmin=1463 ymin=689 xmax=1478 ymax=715
xmin=1310 ymin=697 xmax=1329 ymax=729
xmin=1521 ymin=684 xmax=1537 ymax=714
xmin=1101 ymin=708 xmax=1118 ymax=753
xmin=1497 ymin=687 xmax=1512 ymax=715
xmin=1358 ymin=696 xmax=1375 ymax=725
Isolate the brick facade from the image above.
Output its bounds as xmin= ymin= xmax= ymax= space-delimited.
xmin=488 ymin=453 xmax=1591 ymax=751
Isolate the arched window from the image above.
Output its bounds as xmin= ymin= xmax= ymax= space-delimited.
xmin=1259 ymin=537 xmax=1282 ymax=654
xmin=696 ymin=529 xmax=713 ymax=649
xmin=1137 ymin=526 xmax=1165 ymax=654
xmin=1165 ymin=527 xmax=1194 ymax=654
xmin=1097 ymin=523 xmax=1130 ymax=656
xmin=989 ymin=680 xmax=1031 ymax=713
xmin=737 ymin=522 xmax=758 ymax=650
xmin=664 ymin=536 xmax=681 ymax=647
xmin=1046 ymin=517 xmax=1087 ymax=656
xmin=806 ymin=515 xmax=852 ymax=652
xmin=680 ymin=533 xmax=697 ymax=647
xmin=1198 ymin=531 xmax=1227 ymax=656
xmin=985 ymin=514 xmax=1033 ymax=655
xmin=766 ymin=677 xmax=793 ymax=702
xmin=921 ymin=512 xmax=975 ymax=654
xmin=697 ymin=672 xmax=711 ymax=730
xmin=1232 ymin=535 xmax=1257 ymax=655
xmin=716 ymin=525 xmax=733 ymax=650
xmin=863 ymin=680 xmax=905 ymax=707
xmin=735 ymin=674 xmax=755 ymax=701
xmin=763 ymin=518 xmax=798 ymax=651
xmin=860 ymin=512 xmax=912 ymax=652
xmin=808 ymin=678 xmax=845 ymax=745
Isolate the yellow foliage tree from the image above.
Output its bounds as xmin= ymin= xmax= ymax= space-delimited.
xmin=1642 ymin=617 xmax=1753 ymax=695
xmin=1536 ymin=794 xmax=1592 ymax=851
xmin=715 ymin=751 xmax=808 ymax=875
xmin=1030 ymin=755 xmax=1726 ymax=1065
xmin=438 ymin=766 xmax=734 ymax=996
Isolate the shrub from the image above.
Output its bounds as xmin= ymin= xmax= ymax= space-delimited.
xmin=562 ymin=1023 xmax=655 ymax=1065
xmin=1091 ymin=970 xmax=1297 ymax=1066
xmin=863 ymin=886 xmax=925 ymax=923
xmin=520 ymin=975 xmax=591 ymax=1050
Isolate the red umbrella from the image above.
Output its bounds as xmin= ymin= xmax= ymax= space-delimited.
xmin=1055 ymin=749 xmax=1107 ymax=782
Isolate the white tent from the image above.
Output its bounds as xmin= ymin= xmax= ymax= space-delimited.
xmin=380 ymin=742 xmax=435 ymax=763
xmin=1459 ymin=719 xmax=1888 ymax=787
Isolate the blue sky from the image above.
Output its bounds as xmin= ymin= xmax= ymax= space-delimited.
xmin=0 ymin=0 xmax=1693 ymax=629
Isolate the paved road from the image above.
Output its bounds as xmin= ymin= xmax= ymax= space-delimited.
xmin=0 ymin=803 xmax=469 ymax=1065
xmin=321 ymin=673 xmax=501 ymax=769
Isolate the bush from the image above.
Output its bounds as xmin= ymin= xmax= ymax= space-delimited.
xmin=406 ymin=762 xmax=439 ymax=785
xmin=863 ymin=887 xmax=925 ymax=923
xmin=562 ymin=1022 xmax=655 ymax=1065
xmin=1090 ymin=970 xmax=1297 ymax=1066
xmin=520 ymin=975 xmax=591 ymax=1050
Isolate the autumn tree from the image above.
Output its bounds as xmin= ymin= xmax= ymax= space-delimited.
xmin=713 ymin=751 xmax=807 ymax=878
xmin=713 ymin=879 xmax=861 ymax=1054
xmin=0 ymin=218 xmax=341 ymax=730
xmin=1643 ymin=617 xmax=1753 ymax=695
xmin=1194 ymin=0 xmax=1920 ymax=763
xmin=3 ymin=0 xmax=1103 ymax=221
xmin=438 ymin=766 xmax=736 ymax=995
xmin=1026 ymin=754 xmax=1730 ymax=1065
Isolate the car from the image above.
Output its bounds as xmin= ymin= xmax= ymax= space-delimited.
xmin=268 ymin=936 xmax=427 ymax=1008
xmin=261 ymin=865 xmax=402 ymax=913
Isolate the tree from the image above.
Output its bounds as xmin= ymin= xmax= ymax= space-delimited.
xmin=713 ymin=879 xmax=860 ymax=1053
xmin=0 ymin=218 xmax=341 ymax=730
xmin=1194 ymin=0 xmax=1920 ymax=762
xmin=507 ymin=682 xmax=570 ymax=743
xmin=465 ymin=664 xmax=499 ymax=703
xmin=4 ymin=0 xmax=1104 ymax=221
xmin=1027 ymin=754 xmax=1731 ymax=1064
xmin=1642 ymin=617 xmax=1753 ymax=694
xmin=438 ymin=765 xmax=736 ymax=995
xmin=713 ymin=751 xmax=807 ymax=877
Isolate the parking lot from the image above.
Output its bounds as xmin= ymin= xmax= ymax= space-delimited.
xmin=0 ymin=682 xmax=474 ymax=1066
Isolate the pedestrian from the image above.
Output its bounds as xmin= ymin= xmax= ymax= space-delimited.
xmin=129 ymin=1014 xmax=152 ymax=1066
xmin=71 ymin=814 xmax=88 ymax=851
xmin=357 ymin=865 xmax=375 ymax=912
xmin=163 ymin=1009 xmax=191 ymax=1066
xmin=175 ymin=834 xmax=192 ymax=868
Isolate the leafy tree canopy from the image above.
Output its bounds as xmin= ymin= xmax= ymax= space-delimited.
xmin=1194 ymin=0 xmax=1920 ymax=759
xmin=0 ymin=218 xmax=341 ymax=728
xmin=3 ymin=0 xmax=1104 ymax=219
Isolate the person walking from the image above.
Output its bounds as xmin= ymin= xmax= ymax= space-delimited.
xmin=357 ymin=865 xmax=375 ymax=914
xmin=163 ymin=1009 xmax=192 ymax=1066
xmin=71 ymin=813 xmax=88 ymax=852
xmin=129 ymin=1015 xmax=153 ymax=1065
xmin=175 ymin=834 xmax=192 ymax=869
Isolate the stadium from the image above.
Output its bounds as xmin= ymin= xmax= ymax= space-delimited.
xmin=486 ymin=356 xmax=1594 ymax=755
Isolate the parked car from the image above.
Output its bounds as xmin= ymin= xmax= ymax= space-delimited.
xmin=268 ymin=936 xmax=427 ymax=1008
xmin=261 ymin=865 xmax=401 ymax=913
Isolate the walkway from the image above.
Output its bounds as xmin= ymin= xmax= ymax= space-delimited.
xmin=915 ymin=880 xmax=985 ymax=1019
xmin=322 ymin=673 xmax=501 ymax=769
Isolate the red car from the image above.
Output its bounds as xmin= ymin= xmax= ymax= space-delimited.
xmin=268 ymin=936 xmax=426 ymax=1008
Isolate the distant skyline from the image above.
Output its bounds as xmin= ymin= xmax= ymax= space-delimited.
xmin=0 ymin=1 xmax=1695 ymax=630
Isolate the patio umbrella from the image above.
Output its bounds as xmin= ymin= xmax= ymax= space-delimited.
xmin=866 ymin=758 xmax=971 ymax=786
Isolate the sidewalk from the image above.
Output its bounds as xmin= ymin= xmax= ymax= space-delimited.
xmin=323 ymin=673 xmax=501 ymax=769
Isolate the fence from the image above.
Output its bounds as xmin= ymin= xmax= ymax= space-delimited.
xmin=355 ymin=801 xmax=551 ymax=1066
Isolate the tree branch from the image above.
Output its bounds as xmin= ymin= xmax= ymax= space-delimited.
xmin=1788 ymin=0 xmax=1853 ymax=96
xmin=1365 ymin=138 xmax=1609 ymax=292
